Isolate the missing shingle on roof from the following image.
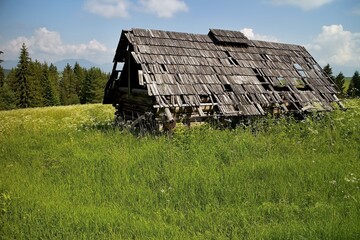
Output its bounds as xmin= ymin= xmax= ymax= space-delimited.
xmin=294 ymin=63 xmax=307 ymax=78
xmin=223 ymin=84 xmax=232 ymax=92
xmin=224 ymin=51 xmax=239 ymax=66
xmin=161 ymin=64 xmax=167 ymax=72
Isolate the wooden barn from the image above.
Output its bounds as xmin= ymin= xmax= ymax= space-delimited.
xmin=103 ymin=28 xmax=343 ymax=129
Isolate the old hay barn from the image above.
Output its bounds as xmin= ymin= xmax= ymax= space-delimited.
xmin=103 ymin=28 xmax=344 ymax=130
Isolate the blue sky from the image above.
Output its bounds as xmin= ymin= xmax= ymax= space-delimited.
xmin=0 ymin=0 xmax=359 ymax=75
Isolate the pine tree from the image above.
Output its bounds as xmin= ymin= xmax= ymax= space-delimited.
xmin=0 ymin=51 xmax=4 ymax=87
xmin=0 ymin=51 xmax=16 ymax=110
xmin=94 ymin=70 xmax=109 ymax=102
xmin=334 ymin=72 xmax=345 ymax=96
xmin=15 ymin=43 xmax=32 ymax=108
xmin=59 ymin=64 xmax=79 ymax=105
xmin=80 ymin=67 xmax=109 ymax=104
xmin=347 ymin=71 xmax=360 ymax=98
xmin=323 ymin=64 xmax=335 ymax=82
xmin=29 ymin=60 xmax=44 ymax=107
xmin=0 ymin=80 xmax=16 ymax=110
xmin=40 ymin=63 xmax=57 ymax=106
xmin=74 ymin=62 xmax=86 ymax=98
xmin=80 ymin=67 xmax=96 ymax=104
xmin=48 ymin=63 xmax=60 ymax=105
xmin=0 ymin=65 xmax=4 ymax=88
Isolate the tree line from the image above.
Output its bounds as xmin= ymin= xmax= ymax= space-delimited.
xmin=0 ymin=44 xmax=360 ymax=111
xmin=0 ymin=43 xmax=109 ymax=110
xmin=323 ymin=64 xmax=360 ymax=98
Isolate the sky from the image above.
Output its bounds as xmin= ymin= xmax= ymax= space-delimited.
xmin=0 ymin=0 xmax=359 ymax=76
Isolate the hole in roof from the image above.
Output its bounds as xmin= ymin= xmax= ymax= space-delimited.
xmin=277 ymin=77 xmax=287 ymax=87
xmin=298 ymin=71 xmax=307 ymax=78
xmin=294 ymin=63 xmax=303 ymax=70
xmin=224 ymin=52 xmax=239 ymax=66
xmin=293 ymin=78 xmax=305 ymax=88
xmin=260 ymin=53 xmax=270 ymax=61
xmin=224 ymin=84 xmax=232 ymax=92
xmin=227 ymin=57 xmax=239 ymax=66
xmin=231 ymin=57 xmax=239 ymax=66
xmin=161 ymin=64 xmax=167 ymax=72
xmin=200 ymin=95 xmax=211 ymax=103
xmin=253 ymin=68 xmax=260 ymax=75
xmin=294 ymin=63 xmax=307 ymax=78
xmin=256 ymin=75 xmax=268 ymax=84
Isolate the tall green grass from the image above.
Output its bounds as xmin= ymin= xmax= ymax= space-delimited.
xmin=1 ymin=102 xmax=359 ymax=239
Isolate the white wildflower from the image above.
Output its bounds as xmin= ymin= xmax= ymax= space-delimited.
xmin=329 ymin=180 xmax=337 ymax=185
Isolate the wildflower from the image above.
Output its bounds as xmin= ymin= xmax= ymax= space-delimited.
xmin=329 ymin=180 xmax=336 ymax=185
xmin=308 ymin=127 xmax=319 ymax=135
xmin=344 ymin=173 xmax=357 ymax=183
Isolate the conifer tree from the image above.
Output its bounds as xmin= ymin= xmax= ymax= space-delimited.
xmin=0 ymin=66 xmax=4 ymax=88
xmin=95 ymin=70 xmax=109 ymax=102
xmin=29 ymin=60 xmax=44 ymax=107
xmin=0 ymin=51 xmax=16 ymax=110
xmin=334 ymin=72 xmax=345 ymax=96
xmin=347 ymin=70 xmax=360 ymax=97
xmin=74 ymin=62 xmax=86 ymax=98
xmin=323 ymin=64 xmax=335 ymax=81
xmin=0 ymin=51 xmax=4 ymax=87
xmin=59 ymin=64 xmax=79 ymax=105
xmin=0 ymin=80 xmax=16 ymax=110
xmin=41 ymin=63 xmax=57 ymax=106
xmin=80 ymin=67 xmax=97 ymax=104
xmin=15 ymin=43 xmax=32 ymax=108
xmin=48 ymin=63 xmax=60 ymax=105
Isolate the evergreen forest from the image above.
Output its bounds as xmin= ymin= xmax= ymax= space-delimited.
xmin=0 ymin=44 xmax=109 ymax=110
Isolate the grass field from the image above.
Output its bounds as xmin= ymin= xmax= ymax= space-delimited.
xmin=1 ymin=101 xmax=359 ymax=239
xmin=344 ymin=77 xmax=351 ymax=93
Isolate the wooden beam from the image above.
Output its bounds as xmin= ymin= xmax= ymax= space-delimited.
xmin=127 ymin=50 xmax=131 ymax=98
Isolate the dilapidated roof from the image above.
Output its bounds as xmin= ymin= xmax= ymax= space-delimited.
xmin=105 ymin=28 xmax=341 ymax=117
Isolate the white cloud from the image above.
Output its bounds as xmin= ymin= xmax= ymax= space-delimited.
xmin=306 ymin=24 xmax=360 ymax=69
xmin=269 ymin=0 xmax=333 ymax=10
xmin=138 ymin=0 xmax=188 ymax=18
xmin=84 ymin=0 xmax=188 ymax=18
xmin=0 ymin=27 xmax=109 ymax=64
xmin=241 ymin=28 xmax=279 ymax=42
xmin=84 ymin=0 xmax=130 ymax=18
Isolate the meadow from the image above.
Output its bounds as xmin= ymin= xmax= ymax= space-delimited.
xmin=0 ymin=101 xmax=359 ymax=239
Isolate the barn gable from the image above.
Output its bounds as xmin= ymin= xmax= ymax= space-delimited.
xmin=104 ymin=28 xmax=343 ymax=126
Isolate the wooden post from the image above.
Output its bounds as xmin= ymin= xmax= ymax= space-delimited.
xmin=164 ymin=107 xmax=174 ymax=122
xmin=127 ymin=50 xmax=131 ymax=98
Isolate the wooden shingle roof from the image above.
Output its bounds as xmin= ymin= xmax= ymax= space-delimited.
xmin=108 ymin=28 xmax=341 ymax=117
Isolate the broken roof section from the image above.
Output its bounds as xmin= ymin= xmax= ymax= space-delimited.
xmin=105 ymin=28 xmax=342 ymax=118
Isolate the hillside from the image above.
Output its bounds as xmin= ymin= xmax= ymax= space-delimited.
xmin=0 ymin=102 xmax=359 ymax=239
